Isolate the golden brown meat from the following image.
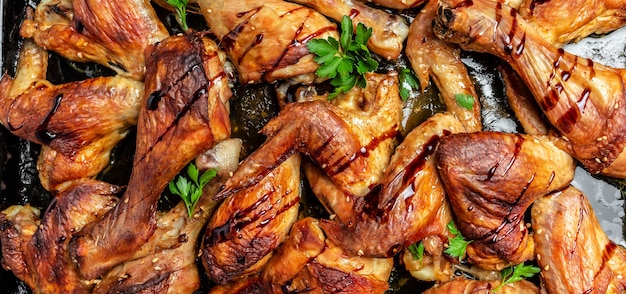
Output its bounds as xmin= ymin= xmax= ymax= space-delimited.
xmin=201 ymin=154 xmax=302 ymax=285
xmin=406 ymin=0 xmax=481 ymax=132
xmin=20 ymin=0 xmax=168 ymax=80
xmin=288 ymin=0 xmax=409 ymax=60
xmin=0 ymin=38 xmax=143 ymax=191
xmin=361 ymin=0 xmax=427 ymax=10
xmin=93 ymin=139 xmax=242 ymax=294
xmin=518 ymin=0 xmax=626 ymax=47
xmin=435 ymin=132 xmax=575 ymax=270
xmin=319 ymin=113 xmax=464 ymax=257
xmin=197 ymin=0 xmax=339 ymax=83
xmin=69 ymin=32 xmax=232 ymax=279
xmin=532 ymin=186 xmax=626 ymax=294
xmin=216 ymin=72 xmax=402 ymax=202
xmin=0 ymin=179 xmax=120 ymax=294
xmin=433 ymin=0 xmax=626 ymax=178
xmin=262 ymin=217 xmax=394 ymax=293
xmin=423 ymin=278 xmax=539 ymax=294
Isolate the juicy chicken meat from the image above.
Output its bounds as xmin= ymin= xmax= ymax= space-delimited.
xmin=288 ymin=0 xmax=409 ymax=60
xmin=197 ymin=0 xmax=339 ymax=83
xmin=20 ymin=0 xmax=168 ymax=80
xmin=423 ymin=278 xmax=539 ymax=294
xmin=435 ymin=132 xmax=576 ymax=270
xmin=215 ymin=72 xmax=402 ymax=201
xmin=433 ymin=0 xmax=626 ymax=178
xmin=93 ymin=139 xmax=242 ymax=294
xmin=532 ymin=186 xmax=626 ymax=293
xmin=319 ymin=112 xmax=465 ymax=257
xmin=201 ymin=154 xmax=302 ymax=285
xmin=69 ymin=32 xmax=232 ymax=279
xmin=406 ymin=0 xmax=481 ymax=132
xmin=0 ymin=38 xmax=143 ymax=191
xmin=0 ymin=179 xmax=120 ymax=293
xmin=517 ymin=0 xmax=626 ymax=47
xmin=363 ymin=0 xmax=427 ymax=10
xmin=262 ymin=217 xmax=394 ymax=293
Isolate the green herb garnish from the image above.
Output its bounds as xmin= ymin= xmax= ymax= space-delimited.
xmin=455 ymin=93 xmax=475 ymax=110
xmin=399 ymin=67 xmax=420 ymax=101
xmin=164 ymin=0 xmax=190 ymax=31
xmin=444 ymin=221 xmax=472 ymax=261
xmin=407 ymin=242 xmax=425 ymax=263
xmin=307 ymin=15 xmax=379 ymax=99
xmin=492 ymin=262 xmax=541 ymax=292
xmin=168 ymin=162 xmax=217 ymax=218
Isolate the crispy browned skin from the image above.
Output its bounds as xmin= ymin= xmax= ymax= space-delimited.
xmin=423 ymin=278 xmax=539 ymax=294
xmin=518 ymin=0 xmax=626 ymax=47
xmin=216 ymin=72 xmax=401 ymax=202
xmin=20 ymin=0 xmax=168 ymax=80
xmin=288 ymin=0 xmax=409 ymax=60
xmin=69 ymin=33 xmax=232 ymax=279
xmin=319 ymin=113 xmax=464 ymax=257
xmin=532 ymin=186 xmax=626 ymax=294
xmin=0 ymin=179 xmax=120 ymax=294
xmin=361 ymin=0 xmax=427 ymax=10
xmin=262 ymin=217 xmax=393 ymax=294
xmin=435 ymin=132 xmax=575 ymax=270
xmin=93 ymin=139 xmax=242 ymax=294
xmin=406 ymin=0 xmax=481 ymax=132
xmin=201 ymin=154 xmax=302 ymax=285
xmin=197 ymin=0 xmax=339 ymax=83
xmin=433 ymin=0 xmax=626 ymax=178
xmin=0 ymin=39 xmax=143 ymax=191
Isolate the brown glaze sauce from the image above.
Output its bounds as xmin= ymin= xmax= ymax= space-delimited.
xmin=35 ymin=93 xmax=63 ymax=143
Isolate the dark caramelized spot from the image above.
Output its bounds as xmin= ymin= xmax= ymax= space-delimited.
xmin=146 ymin=90 xmax=163 ymax=110
xmin=35 ymin=94 xmax=63 ymax=144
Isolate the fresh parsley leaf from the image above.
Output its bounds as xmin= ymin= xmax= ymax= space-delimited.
xmin=407 ymin=242 xmax=424 ymax=262
xmin=493 ymin=262 xmax=541 ymax=292
xmin=444 ymin=221 xmax=472 ymax=261
xmin=399 ymin=67 xmax=420 ymax=101
xmin=164 ymin=0 xmax=190 ymax=31
xmin=455 ymin=93 xmax=475 ymax=110
xmin=169 ymin=162 xmax=217 ymax=218
xmin=307 ymin=15 xmax=379 ymax=99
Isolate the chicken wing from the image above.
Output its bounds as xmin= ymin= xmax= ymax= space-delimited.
xmin=436 ymin=132 xmax=575 ymax=270
xmin=197 ymin=0 xmax=339 ymax=83
xmin=433 ymin=0 xmax=626 ymax=178
xmin=423 ymin=277 xmax=539 ymax=294
xmin=69 ymin=32 xmax=232 ymax=279
xmin=532 ymin=186 xmax=626 ymax=293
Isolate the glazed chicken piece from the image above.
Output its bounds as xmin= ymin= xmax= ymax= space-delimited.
xmin=362 ymin=0 xmax=427 ymax=10
xmin=532 ymin=186 xmax=626 ymax=293
xmin=201 ymin=154 xmax=302 ymax=285
xmin=215 ymin=72 xmax=402 ymax=202
xmin=0 ymin=38 xmax=143 ymax=191
xmin=262 ymin=217 xmax=394 ymax=293
xmin=93 ymin=139 xmax=242 ymax=294
xmin=0 ymin=179 xmax=120 ymax=293
xmin=197 ymin=0 xmax=339 ymax=83
xmin=288 ymin=0 xmax=409 ymax=60
xmin=423 ymin=278 xmax=539 ymax=294
xmin=20 ymin=0 xmax=168 ymax=80
xmin=433 ymin=0 xmax=626 ymax=178
xmin=69 ymin=32 xmax=232 ymax=279
xmin=435 ymin=132 xmax=576 ymax=270
xmin=319 ymin=112 xmax=465 ymax=257
xmin=517 ymin=0 xmax=626 ymax=47
xmin=406 ymin=0 xmax=481 ymax=132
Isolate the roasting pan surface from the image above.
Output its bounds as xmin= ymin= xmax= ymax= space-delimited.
xmin=0 ymin=0 xmax=625 ymax=293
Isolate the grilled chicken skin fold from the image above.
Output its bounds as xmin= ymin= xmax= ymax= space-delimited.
xmin=201 ymin=154 xmax=302 ymax=285
xmin=423 ymin=277 xmax=539 ymax=294
xmin=433 ymin=0 xmax=626 ymax=178
xmin=197 ymin=0 xmax=339 ymax=83
xmin=0 ymin=38 xmax=143 ymax=191
xmin=0 ymin=179 xmax=120 ymax=294
xmin=69 ymin=32 xmax=232 ymax=279
xmin=532 ymin=186 xmax=626 ymax=294
xmin=20 ymin=0 xmax=168 ymax=80
xmin=436 ymin=132 xmax=575 ymax=270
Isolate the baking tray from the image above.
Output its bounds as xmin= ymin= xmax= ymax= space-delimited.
xmin=0 ymin=0 xmax=625 ymax=293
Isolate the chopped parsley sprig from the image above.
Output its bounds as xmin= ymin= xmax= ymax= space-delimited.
xmin=399 ymin=67 xmax=420 ymax=101
xmin=444 ymin=221 xmax=472 ymax=261
xmin=455 ymin=93 xmax=475 ymax=110
xmin=169 ymin=162 xmax=217 ymax=218
xmin=407 ymin=241 xmax=425 ymax=263
xmin=307 ymin=15 xmax=379 ymax=99
xmin=493 ymin=262 xmax=541 ymax=292
xmin=164 ymin=0 xmax=190 ymax=31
